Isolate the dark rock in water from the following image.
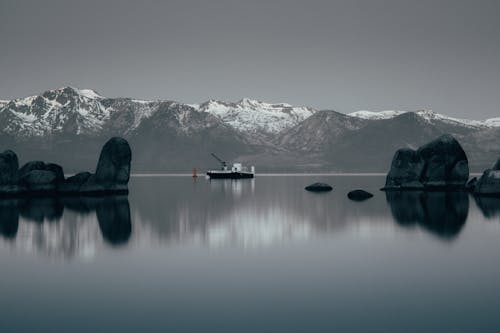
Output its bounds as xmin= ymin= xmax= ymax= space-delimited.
xmin=305 ymin=182 xmax=333 ymax=192
xmin=80 ymin=137 xmax=131 ymax=194
xmin=384 ymin=134 xmax=469 ymax=190
xmin=384 ymin=149 xmax=424 ymax=189
xmin=473 ymin=157 xmax=500 ymax=195
xmin=0 ymin=150 xmax=20 ymax=194
xmin=58 ymin=172 xmax=92 ymax=193
xmin=19 ymin=170 xmax=58 ymax=192
xmin=348 ymin=189 xmax=374 ymax=201
xmin=465 ymin=177 xmax=477 ymax=192
xmin=417 ymin=134 xmax=469 ymax=188
xmin=474 ymin=169 xmax=500 ymax=195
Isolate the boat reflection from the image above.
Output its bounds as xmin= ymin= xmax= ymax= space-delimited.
xmin=385 ymin=191 xmax=469 ymax=240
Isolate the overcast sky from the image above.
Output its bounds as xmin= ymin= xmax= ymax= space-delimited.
xmin=0 ymin=0 xmax=499 ymax=119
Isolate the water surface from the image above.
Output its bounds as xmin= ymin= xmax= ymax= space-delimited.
xmin=1 ymin=176 xmax=500 ymax=332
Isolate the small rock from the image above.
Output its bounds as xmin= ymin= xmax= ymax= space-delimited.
xmin=348 ymin=189 xmax=374 ymax=201
xmin=305 ymin=182 xmax=333 ymax=192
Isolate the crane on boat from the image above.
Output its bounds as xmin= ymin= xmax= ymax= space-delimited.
xmin=211 ymin=152 xmax=228 ymax=170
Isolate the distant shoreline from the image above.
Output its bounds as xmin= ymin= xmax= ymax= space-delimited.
xmin=129 ymin=173 xmax=483 ymax=177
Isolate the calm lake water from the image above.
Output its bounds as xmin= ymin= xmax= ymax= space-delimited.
xmin=1 ymin=175 xmax=500 ymax=332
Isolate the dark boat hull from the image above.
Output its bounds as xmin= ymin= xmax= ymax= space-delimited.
xmin=206 ymin=171 xmax=254 ymax=179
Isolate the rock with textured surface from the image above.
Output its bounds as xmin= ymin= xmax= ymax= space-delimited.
xmin=384 ymin=148 xmax=424 ymax=189
xmin=0 ymin=150 xmax=20 ymax=193
xmin=417 ymin=134 xmax=469 ymax=188
xmin=19 ymin=170 xmax=58 ymax=192
xmin=348 ymin=189 xmax=374 ymax=201
xmin=474 ymin=158 xmax=500 ymax=195
xmin=305 ymin=182 xmax=332 ymax=192
xmin=58 ymin=172 xmax=92 ymax=193
xmin=80 ymin=137 xmax=131 ymax=194
xmin=384 ymin=134 xmax=469 ymax=190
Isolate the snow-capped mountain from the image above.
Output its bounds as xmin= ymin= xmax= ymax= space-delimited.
xmin=348 ymin=109 xmax=498 ymax=128
xmin=0 ymin=86 xmax=499 ymax=172
xmin=0 ymin=87 xmax=316 ymax=140
xmin=198 ymin=98 xmax=316 ymax=140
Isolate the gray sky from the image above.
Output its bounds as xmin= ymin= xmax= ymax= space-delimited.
xmin=1 ymin=0 xmax=499 ymax=119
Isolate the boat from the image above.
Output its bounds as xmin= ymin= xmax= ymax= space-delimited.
xmin=206 ymin=153 xmax=255 ymax=179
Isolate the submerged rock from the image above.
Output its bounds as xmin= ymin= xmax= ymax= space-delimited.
xmin=348 ymin=189 xmax=374 ymax=201
xmin=384 ymin=134 xmax=469 ymax=190
xmin=305 ymin=182 xmax=333 ymax=192
xmin=474 ymin=158 xmax=500 ymax=196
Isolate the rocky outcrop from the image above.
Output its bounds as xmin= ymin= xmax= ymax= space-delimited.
xmin=473 ymin=158 xmax=500 ymax=196
xmin=79 ymin=137 xmax=131 ymax=194
xmin=347 ymin=189 xmax=373 ymax=201
xmin=0 ymin=150 xmax=20 ymax=194
xmin=305 ymin=183 xmax=332 ymax=192
xmin=0 ymin=137 xmax=131 ymax=196
xmin=383 ymin=134 xmax=469 ymax=190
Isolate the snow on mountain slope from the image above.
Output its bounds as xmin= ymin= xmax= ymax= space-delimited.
xmin=0 ymin=87 xmax=111 ymax=136
xmin=484 ymin=117 xmax=500 ymax=127
xmin=198 ymin=98 xmax=316 ymax=138
xmin=348 ymin=109 xmax=499 ymax=128
xmin=348 ymin=110 xmax=407 ymax=120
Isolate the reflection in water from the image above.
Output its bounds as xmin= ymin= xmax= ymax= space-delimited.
xmin=474 ymin=196 xmax=500 ymax=219
xmin=1 ymin=177 xmax=494 ymax=258
xmin=0 ymin=195 xmax=131 ymax=257
xmin=385 ymin=191 xmax=469 ymax=240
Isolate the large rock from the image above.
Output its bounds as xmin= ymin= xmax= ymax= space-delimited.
xmin=0 ymin=150 xmax=20 ymax=193
xmin=384 ymin=134 xmax=469 ymax=190
xmin=80 ymin=137 xmax=131 ymax=194
xmin=474 ymin=158 xmax=500 ymax=196
xmin=305 ymin=182 xmax=332 ymax=192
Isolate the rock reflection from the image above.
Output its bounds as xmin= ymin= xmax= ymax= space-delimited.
xmin=385 ymin=191 xmax=469 ymax=240
xmin=473 ymin=196 xmax=500 ymax=219
xmin=0 ymin=195 xmax=131 ymax=257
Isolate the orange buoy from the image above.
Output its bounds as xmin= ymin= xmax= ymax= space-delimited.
xmin=193 ymin=167 xmax=197 ymax=178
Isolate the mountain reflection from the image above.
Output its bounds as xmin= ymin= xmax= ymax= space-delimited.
xmin=385 ymin=191 xmax=469 ymax=240
xmin=0 ymin=195 xmax=131 ymax=257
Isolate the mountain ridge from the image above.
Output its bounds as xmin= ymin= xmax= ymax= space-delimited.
xmin=0 ymin=86 xmax=499 ymax=173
